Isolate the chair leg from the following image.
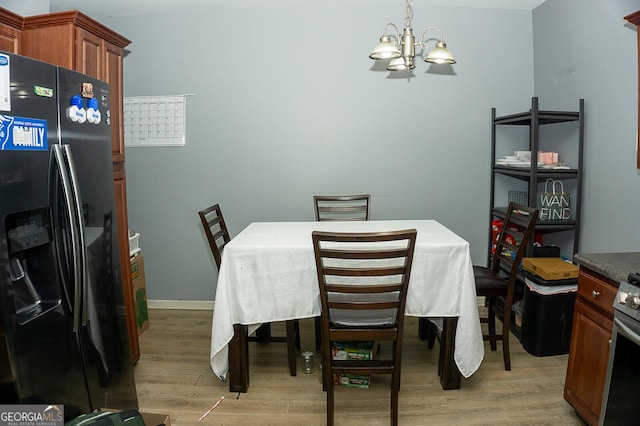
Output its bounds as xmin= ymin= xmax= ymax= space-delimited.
xmin=392 ymin=344 xmax=401 ymax=424
xmin=326 ymin=375 xmax=335 ymax=426
xmin=487 ymin=297 xmax=497 ymax=352
xmin=427 ymin=321 xmax=437 ymax=349
xmin=285 ymin=320 xmax=297 ymax=376
xmin=393 ymin=341 xmax=402 ymax=392
xmin=391 ymin=372 xmax=399 ymax=426
xmin=315 ymin=316 xmax=322 ymax=351
xmin=325 ymin=342 xmax=334 ymax=426
xmin=418 ymin=317 xmax=428 ymax=340
xmin=255 ymin=323 xmax=272 ymax=342
xmin=503 ymin=326 xmax=511 ymax=371
xmin=294 ymin=319 xmax=301 ymax=350
xmin=418 ymin=317 xmax=437 ymax=350
xmin=502 ymin=311 xmax=512 ymax=371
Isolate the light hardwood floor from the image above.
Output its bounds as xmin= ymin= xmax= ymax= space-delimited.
xmin=133 ymin=309 xmax=586 ymax=425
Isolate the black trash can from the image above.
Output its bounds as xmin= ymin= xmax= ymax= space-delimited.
xmin=520 ymin=272 xmax=577 ymax=356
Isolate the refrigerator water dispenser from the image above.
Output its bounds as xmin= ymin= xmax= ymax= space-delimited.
xmin=5 ymin=207 xmax=61 ymax=324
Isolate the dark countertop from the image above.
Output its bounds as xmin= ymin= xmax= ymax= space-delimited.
xmin=573 ymin=252 xmax=640 ymax=283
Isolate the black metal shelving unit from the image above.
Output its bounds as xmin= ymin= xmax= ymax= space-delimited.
xmin=489 ymin=97 xmax=584 ymax=259
xmin=489 ymin=97 xmax=584 ymax=341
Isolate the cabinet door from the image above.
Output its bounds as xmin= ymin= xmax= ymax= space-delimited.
xmin=0 ymin=24 xmax=20 ymax=54
xmin=75 ymin=27 xmax=102 ymax=79
xmin=564 ymin=298 xmax=612 ymax=425
xmin=103 ymin=41 xmax=126 ymax=161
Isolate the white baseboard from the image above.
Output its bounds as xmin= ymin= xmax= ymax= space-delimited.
xmin=147 ymin=299 xmax=214 ymax=310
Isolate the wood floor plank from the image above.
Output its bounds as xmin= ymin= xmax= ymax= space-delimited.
xmin=133 ymin=309 xmax=586 ymax=425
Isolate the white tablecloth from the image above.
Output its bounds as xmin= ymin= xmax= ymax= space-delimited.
xmin=210 ymin=220 xmax=484 ymax=380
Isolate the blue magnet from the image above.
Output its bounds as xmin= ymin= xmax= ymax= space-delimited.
xmin=70 ymin=95 xmax=83 ymax=108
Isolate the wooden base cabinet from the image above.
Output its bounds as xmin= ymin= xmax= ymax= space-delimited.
xmin=20 ymin=11 xmax=138 ymax=363
xmin=564 ymin=268 xmax=617 ymax=425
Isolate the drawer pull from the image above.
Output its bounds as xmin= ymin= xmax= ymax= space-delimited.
xmin=592 ymin=290 xmax=601 ymax=298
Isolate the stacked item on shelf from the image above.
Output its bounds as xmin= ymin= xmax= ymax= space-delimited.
xmin=496 ymin=157 xmax=544 ymax=168
xmin=129 ymin=230 xmax=141 ymax=257
xmin=490 ymin=219 xmax=543 ymax=256
xmin=331 ymin=341 xmax=379 ymax=388
xmin=520 ymin=257 xmax=579 ymax=356
xmin=495 ymin=150 xmax=570 ymax=169
xmin=129 ymin=230 xmax=149 ymax=335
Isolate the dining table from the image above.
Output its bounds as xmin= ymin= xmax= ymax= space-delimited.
xmin=209 ymin=219 xmax=484 ymax=392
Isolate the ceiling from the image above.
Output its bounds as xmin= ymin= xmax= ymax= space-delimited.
xmin=48 ymin=0 xmax=547 ymax=18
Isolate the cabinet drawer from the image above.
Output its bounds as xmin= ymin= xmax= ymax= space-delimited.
xmin=577 ymin=269 xmax=617 ymax=317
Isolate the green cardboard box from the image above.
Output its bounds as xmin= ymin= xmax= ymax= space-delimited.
xmin=130 ymin=253 xmax=149 ymax=335
xmin=331 ymin=341 xmax=378 ymax=361
xmin=333 ymin=373 xmax=371 ymax=388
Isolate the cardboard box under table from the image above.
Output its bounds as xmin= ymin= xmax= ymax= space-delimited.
xmin=331 ymin=342 xmax=378 ymax=388
xmin=520 ymin=272 xmax=577 ymax=357
xmin=130 ymin=253 xmax=149 ymax=335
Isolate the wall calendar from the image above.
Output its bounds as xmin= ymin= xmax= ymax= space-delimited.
xmin=124 ymin=95 xmax=187 ymax=147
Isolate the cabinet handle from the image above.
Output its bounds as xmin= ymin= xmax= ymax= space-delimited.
xmin=592 ymin=290 xmax=601 ymax=298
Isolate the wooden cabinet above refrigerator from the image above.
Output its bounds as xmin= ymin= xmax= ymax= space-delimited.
xmin=0 ymin=9 xmax=22 ymax=54
xmin=21 ymin=10 xmax=131 ymax=163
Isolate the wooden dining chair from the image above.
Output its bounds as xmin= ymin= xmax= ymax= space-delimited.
xmin=475 ymin=202 xmax=539 ymax=370
xmin=422 ymin=202 xmax=539 ymax=371
xmin=198 ymin=203 xmax=300 ymax=376
xmin=313 ymin=194 xmax=371 ymax=222
xmin=313 ymin=194 xmax=372 ymax=350
xmin=312 ymin=229 xmax=417 ymax=426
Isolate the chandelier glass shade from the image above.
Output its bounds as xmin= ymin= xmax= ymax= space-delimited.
xmin=369 ymin=0 xmax=456 ymax=72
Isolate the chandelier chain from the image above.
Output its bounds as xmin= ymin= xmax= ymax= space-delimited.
xmin=405 ymin=0 xmax=413 ymax=29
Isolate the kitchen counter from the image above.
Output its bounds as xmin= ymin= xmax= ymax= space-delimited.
xmin=573 ymin=252 xmax=640 ymax=283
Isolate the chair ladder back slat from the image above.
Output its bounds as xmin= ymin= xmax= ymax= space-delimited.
xmin=320 ymin=248 xmax=410 ymax=260
xmin=321 ymin=266 xmax=410 ymax=278
xmin=325 ymin=283 xmax=403 ymax=294
xmin=328 ymin=300 xmax=400 ymax=310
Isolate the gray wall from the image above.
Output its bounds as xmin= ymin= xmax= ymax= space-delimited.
xmin=100 ymin=4 xmax=535 ymax=302
xmin=0 ymin=0 xmax=48 ymax=16
xmin=532 ymin=0 xmax=640 ymax=253
xmin=11 ymin=1 xmax=638 ymax=302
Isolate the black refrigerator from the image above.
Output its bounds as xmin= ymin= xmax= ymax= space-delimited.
xmin=0 ymin=52 xmax=138 ymax=419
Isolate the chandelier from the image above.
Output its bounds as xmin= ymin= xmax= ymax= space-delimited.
xmin=369 ymin=0 xmax=456 ymax=72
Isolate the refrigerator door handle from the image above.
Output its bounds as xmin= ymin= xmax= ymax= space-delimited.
xmin=52 ymin=144 xmax=83 ymax=333
xmin=61 ymin=144 xmax=89 ymax=327
xmin=62 ymin=144 xmax=111 ymax=380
